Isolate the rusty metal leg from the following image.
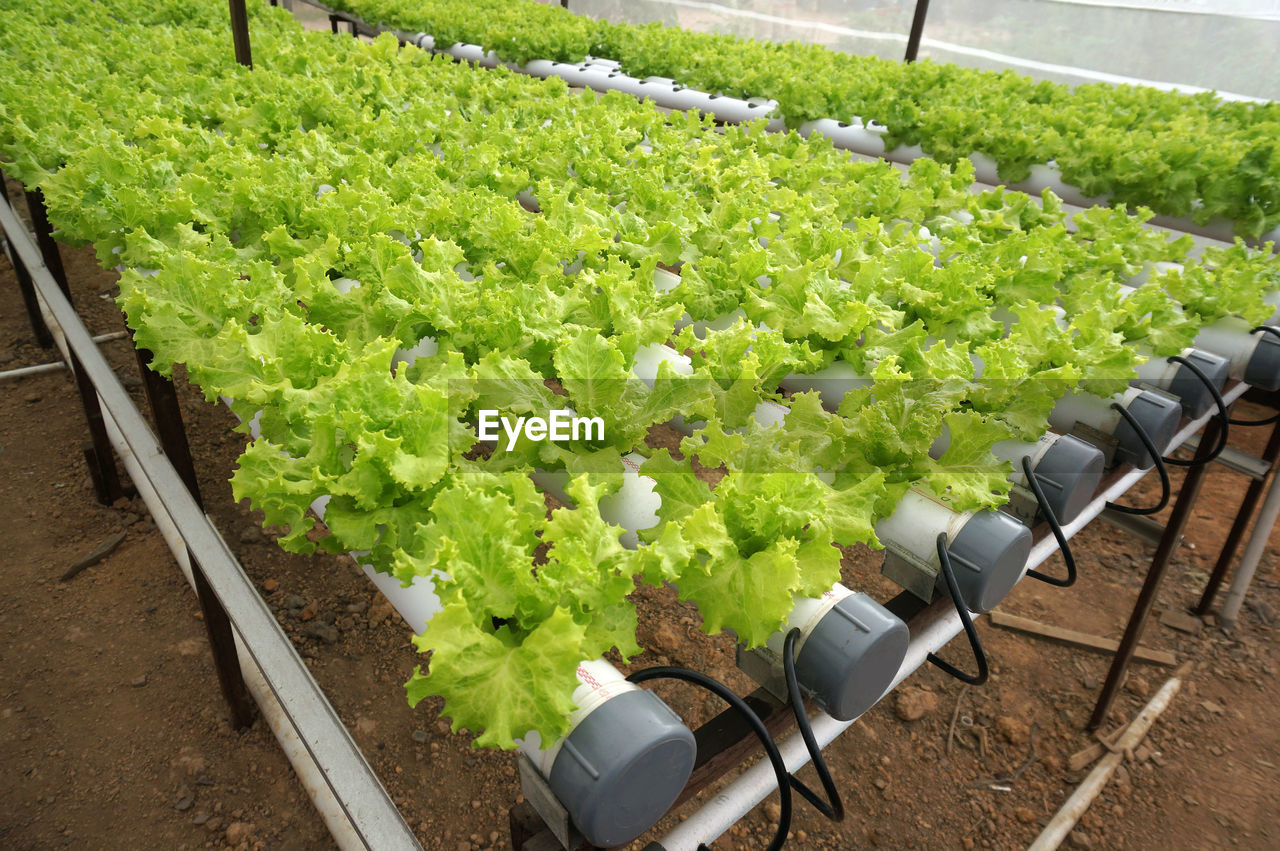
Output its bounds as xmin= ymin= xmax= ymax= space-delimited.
xmin=136 ymin=345 xmax=255 ymax=730
xmin=0 ymin=167 xmax=54 ymax=348
xmin=1089 ymin=416 xmax=1223 ymax=729
xmin=23 ymin=188 xmax=125 ymax=505
xmin=229 ymin=0 xmax=252 ymax=68
xmin=1195 ymin=416 xmax=1280 ymax=614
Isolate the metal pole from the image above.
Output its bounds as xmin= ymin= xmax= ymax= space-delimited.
xmin=904 ymin=0 xmax=931 ymax=63
xmin=0 ymin=167 xmax=54 ymax=348
xmin=21 ymin=188 xmax=125 ymax=505
xmin=228 ymin=0 xmax=253 ymax=68
xmin=134 ymin=345 xmax=255 ymax=728
xmin=1195 ymin=416 xmax=1280 ymax=614
xmin=1220 ymin=463 xmax=1280 ymax=629
xmin=1088 ymin=415 xmax=1223 ymax=729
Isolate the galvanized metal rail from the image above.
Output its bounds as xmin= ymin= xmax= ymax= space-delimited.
xmin=0 ymin=187 xmax=420 ymax=851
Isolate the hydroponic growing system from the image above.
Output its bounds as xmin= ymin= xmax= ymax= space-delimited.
xmin=2 ymin=0 xmax=1280 ymax=848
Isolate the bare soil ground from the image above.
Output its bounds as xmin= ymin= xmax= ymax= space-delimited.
xmin=3 ymin=187 xmax=1280 ymax=851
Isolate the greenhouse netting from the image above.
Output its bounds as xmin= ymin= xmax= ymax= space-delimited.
xmin=552 ymin=0 xmax=1280 ymax=100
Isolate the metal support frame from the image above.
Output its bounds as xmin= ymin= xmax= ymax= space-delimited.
xmin=0 ymin=174 xmax=420 ymax=851
xmin=135 ymin=344 xmax=256 ymax=729
xmin=1195 ymin=400 xmax=1280 ymax=614
xmin=229 ymin=0 xmax=253 ymax=68
xmin=330 ymin=12 xmax=358 ymax=36
xmin=15 ymin=188 xmax=125 ymax=505
xmin=1088 ymin=414 xmax=1225 ymax=729
xmin=0 ymin=167 xmax=53 ymax=348
xmin=904 ymin=0 xmax=931 ymax=63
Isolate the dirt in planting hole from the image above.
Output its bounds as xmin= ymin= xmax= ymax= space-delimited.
xmin=3 ymin=189 xmax=1280 ymax=851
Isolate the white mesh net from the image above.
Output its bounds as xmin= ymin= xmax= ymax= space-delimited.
xmin=555 ymin=0 xmax=1279 ymax=101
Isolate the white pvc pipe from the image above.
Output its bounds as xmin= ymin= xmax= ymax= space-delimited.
xmin=1219 ymin=459 xmax=1280 ymax=629
xmin=0 ymin=330 xmax=131 ymax=381
xmin=656 ymin=381 xmax=1247 ymax=851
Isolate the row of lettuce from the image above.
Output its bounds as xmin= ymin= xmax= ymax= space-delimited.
xmin=1 ymin=0 xmax=1277 ymax=748
xmin=336 ymin=0 xmax=1280 ymax=238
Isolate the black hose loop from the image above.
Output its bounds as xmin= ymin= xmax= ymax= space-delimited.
xmin=781 ymin=628 xmax=844 ymax=822
xmin=926 ymin=532 xmax=990 ymax=686
xmin=1104 ymin=402 xmax=1171 ymax=515
xmin=1021 ymin=455 xmax=1077 ymax=587
xmin=627 ymin=667 xmax=792 ymax=851
xmin=1163 ymin=355 xmax=1229 ymax=465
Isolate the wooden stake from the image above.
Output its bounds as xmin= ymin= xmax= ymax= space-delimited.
xmin=1029 ymin=675 xmax=1183 ymax=851
xmin=988 ymin=612 xmax=1176 ymax=666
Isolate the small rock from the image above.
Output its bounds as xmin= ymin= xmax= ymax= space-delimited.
xmin=300 ymin=602 xmax=318 ymax=622
xmin=894 ymin=687 xmax=938 ymax=722
xmin=650 ymin=623 xmax=682 ymax=656
xmin=1126 ymin=675 xmax=1151 ymax=699
xmin=368 ymin=599 xmax=395 ymax=628
xmin=435 ymin=720 xmax=452 ymax=737
xmin=1083 ymin=675 xmax=1099 ymax=690
xmin=225 ymin=821 xmax=254 ymax=845
xmin=1201 ymin=699 xmax=1226 ymax=715
xmin=455 ymin=842 xmax=470 ymax=851
xmin=130 ymin=674 xmax=147 ymax=688
xmin=192 ymin=812 xmax=210 ymax=826
xmin=345 ymin=600 xmax=369 ymax=614
xmin=470 ymin=799 xmax=481 ymax=809
xmin=873 ymin=777 xmax=888 ymax=791
xmin=239 ymin=525 xmax=265 ymax=545
xmin=996 ymin=715 xmax=1031 ymax=747
xmin=24 ymin=393 xmax=41 ymax=404
xmin=1248 ymin=599 xmax=1276 ymax=626
xmin=173 ymin=786 xmax=194 ymax=812
xmin=1160 ymin=609 xmax=1203 ymax=635
xmin=262 ymin=579 xmax=279 ymax=593
xmin=411 ymin=730 xmax=429 ymax=744
xmin=204 ymin=816 xmax=223 ymax=832
xmin=119 ymin=512 xmax=140 ymax=526
xmin=0 ymin=347 xmax=13 ymax=365
xmin=1067 ymin=830 xmax=1094 ymax=848
xmin=283 ymin=595 xmax=307 ymax=611
xmin=194 ymin=773 xmax=214 ymax=787
xmin=1014 ymin=807 xmax=1037 ymax=824
xmin=761 ymin=801 xmax=781 ymax=823
xmin=1113 ymin=764 xmax=1132 ymax=793
xmin=302 ymin=621 xmax=339 ymax=644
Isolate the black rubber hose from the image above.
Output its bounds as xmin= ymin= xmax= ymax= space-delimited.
xmin=1105 ymin=402 xmax=1171 ymax=516
xmin=926 ymin=532 xmax=990 ymax=686
xmin=626 ymin=667 xmax=792 ymax=851
xmin=1163 ymin=355 xmax=1229 ymax=466
xmin=781 ymin=628 xmax=844 ymax=822
xmin=1021 ymin=455 xmax=1077 ymax=588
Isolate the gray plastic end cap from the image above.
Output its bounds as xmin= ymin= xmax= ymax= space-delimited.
xmin=794 ymin=592 xmax=909 ymax=722
xmin=1169 ymin=349 xmax=1230 ymax=418
xmin=548 ymin=689 xmax=696 ymax=848
xmin=944 ymin=511 xmax=1032 ymax=613
xmin=1245 ymin=329 xmax=1280 ymax=392
xmin=1114 ymin=391 xmax=1181 ymax=470
xmin=1032 ymin=434 xmax=1105 ymax=525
